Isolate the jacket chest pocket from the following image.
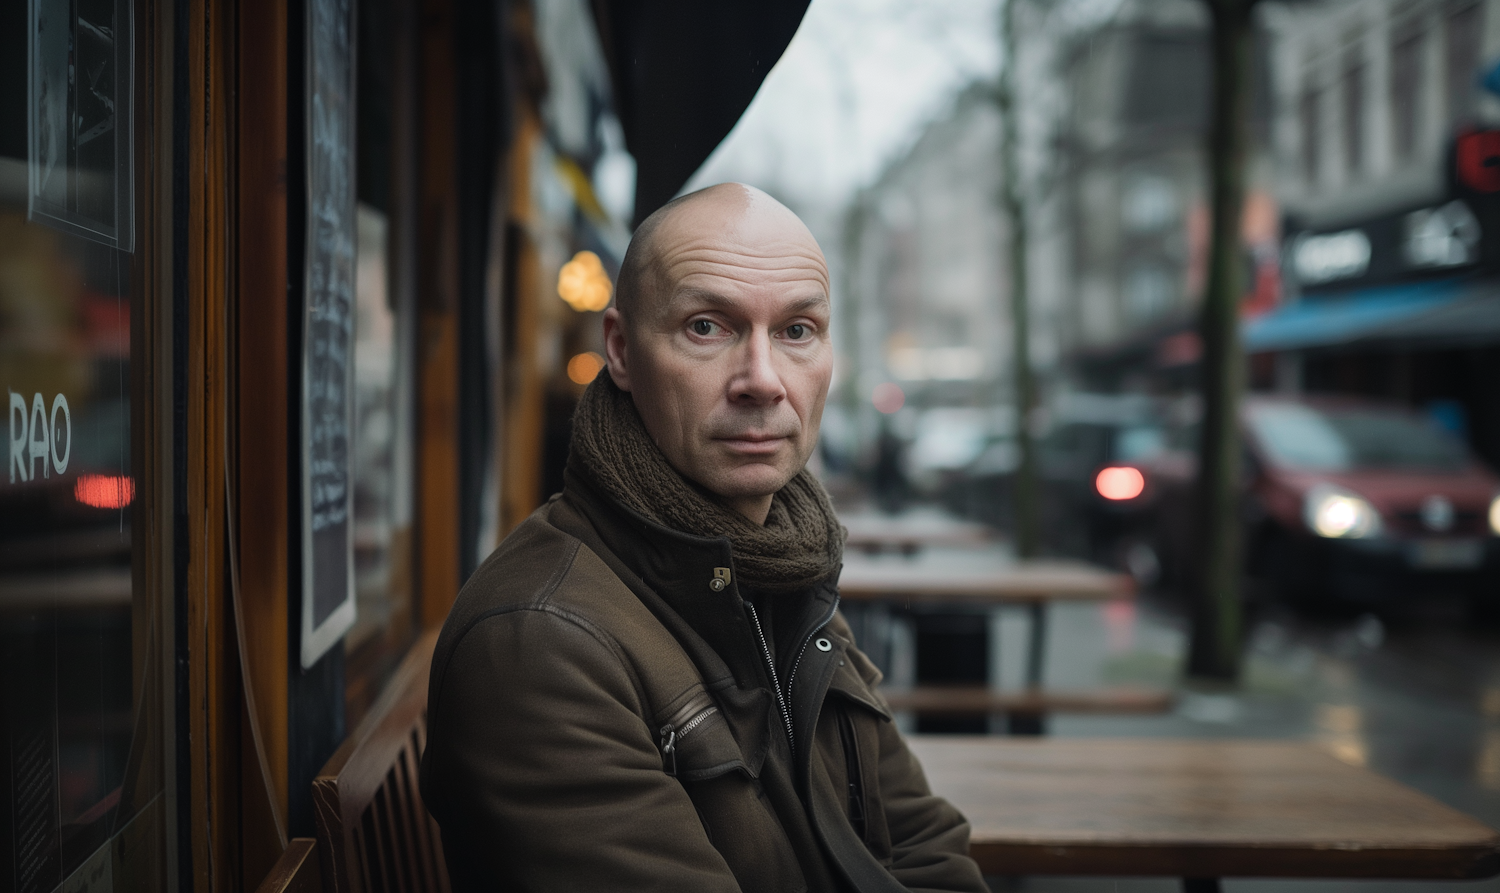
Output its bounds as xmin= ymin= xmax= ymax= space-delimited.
xmin=655 ymin=689 xmax=808 ymax=893
xmin=823 ymin=690 xmax=896 ymax=865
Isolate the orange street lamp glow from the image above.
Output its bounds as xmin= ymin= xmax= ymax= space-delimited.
xmin=567 ymin=351 xmax=605 ymax=385
xmin=557 ymin=250 xmax=613 ymax=312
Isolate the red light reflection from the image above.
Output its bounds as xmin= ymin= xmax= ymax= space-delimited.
xmin=1096 ymin=466 xmax=1145 ymax=501
xmin=75 ymin=474 xmax=135 ymax=509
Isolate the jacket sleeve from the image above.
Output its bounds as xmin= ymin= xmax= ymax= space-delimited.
xmin=423 ymin=606 xmax=743 ymax=893
xmin=874 ymin=717 xmax=989 ymax=893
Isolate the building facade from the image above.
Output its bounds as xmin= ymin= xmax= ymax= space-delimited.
xmin=1252 ymin=0 xmax=1500 ymax=469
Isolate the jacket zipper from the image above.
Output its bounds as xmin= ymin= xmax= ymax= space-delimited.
xmin=744 ymin=601 xmax=796 ymax=754
xmin=745 ymin=596 xmax=839 ymax=758
xmin=659 ymin=693 xmax=719 ymax=777
xmin=787 ymin=597 xmax=840 ymax=699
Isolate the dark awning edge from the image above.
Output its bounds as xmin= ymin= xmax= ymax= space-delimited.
xmin=590 ymin=0 xmax=813 ymax=229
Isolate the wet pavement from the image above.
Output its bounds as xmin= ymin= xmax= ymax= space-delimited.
xmin=848 ymin=542 xmax=1500 ymax=892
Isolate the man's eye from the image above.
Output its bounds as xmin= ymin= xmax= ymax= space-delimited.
xmin=690 ymin=319 xmax=717 ymax=336
xmin=785 ymin=324 xmax=809 ymax=340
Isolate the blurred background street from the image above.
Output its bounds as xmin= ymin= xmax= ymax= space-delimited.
xmin=680 ymin=0 xmax=1500 ymax=887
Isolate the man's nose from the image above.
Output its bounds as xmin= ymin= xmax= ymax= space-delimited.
xmin=730 ymin=329 xmax=786 ymax=405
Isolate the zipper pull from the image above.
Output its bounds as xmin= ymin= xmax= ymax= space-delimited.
xmin=659 ymin=725 xmax=678 ymax=776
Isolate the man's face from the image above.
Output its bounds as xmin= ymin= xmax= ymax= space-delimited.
xmin=604 ymin=190 xmax=833 ymax=523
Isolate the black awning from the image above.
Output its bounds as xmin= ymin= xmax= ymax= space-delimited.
xmin=591 ymin=0 xmax=812 ymax=228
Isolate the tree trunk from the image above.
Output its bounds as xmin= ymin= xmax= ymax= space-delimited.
xmin=999 ymin=0 xmax=1039 ymax=559
xmin=1187 ymin=0 xmax=1257 ymax=681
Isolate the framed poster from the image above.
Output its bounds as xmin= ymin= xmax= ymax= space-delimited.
xmin=301 ymin=0 xmax=357 ymax=668
xmin=28 ymin=0 xmax=135 ymax=251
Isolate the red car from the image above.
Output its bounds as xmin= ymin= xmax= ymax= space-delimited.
xmin=1095 ymin=396 xmax=1500 ymax=607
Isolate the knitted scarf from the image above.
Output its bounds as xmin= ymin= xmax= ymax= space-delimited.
xmin=568 ymin=374 xmax=844 ymax=595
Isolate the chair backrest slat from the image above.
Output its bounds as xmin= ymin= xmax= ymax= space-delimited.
xmin=314 ymin=630 xmax=447 ymax=893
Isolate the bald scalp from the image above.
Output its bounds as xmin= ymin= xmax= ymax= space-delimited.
xmin=614 ymin=183 xmax=811 ymax=323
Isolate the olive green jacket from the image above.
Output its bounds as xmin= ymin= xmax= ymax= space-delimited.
xmin=421 ymin=474 xmax=987 ymax=892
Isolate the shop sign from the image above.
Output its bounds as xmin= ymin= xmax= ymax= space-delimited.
xmin=1292 ymin=229 xmax=1371 ymax=285
xmin=1288 ymin=200 xmax=1484 ymax=292
xmin=8 ymin=392 xmax=70 ymax=482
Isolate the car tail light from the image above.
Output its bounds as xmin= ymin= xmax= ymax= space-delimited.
xmin=1096 ymin=466 xmax=1146 ymax=501
xmin=1490 ymin=495 xmax=1500 ymax=536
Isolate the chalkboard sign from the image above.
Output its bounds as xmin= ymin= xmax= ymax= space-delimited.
xmin=300 ymin=0 xmax=357 ymax=669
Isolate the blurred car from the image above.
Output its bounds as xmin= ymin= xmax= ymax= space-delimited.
xmin=1105 ymin=396 xmax=1500 ymax=607
xmin=944 ymin=400 xmax=1175 ymax=581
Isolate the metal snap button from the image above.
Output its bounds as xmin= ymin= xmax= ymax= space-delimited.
xmin=709 ymin=578 xmax=726 ymax=592
xmin=710 ymin=567 xmax=732 ymax=592
xmin=815 ymin=638 xmax=832 ymax=652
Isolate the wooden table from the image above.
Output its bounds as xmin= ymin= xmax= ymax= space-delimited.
xmin=838 ymin=556 xmax=1135 ymax=729
xmin=838 ymin=557 xmax=1134 ymax=607
xmin=909 ymin=736 xmax=1500 ymax=890
xmin=841 ymin=511 xmax=995 ymax=555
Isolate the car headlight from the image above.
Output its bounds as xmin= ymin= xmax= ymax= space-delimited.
xmin=1490 ymin=495 xmax=1500 ymax=536
xmin=1304 ymin=486 xmax=1382 ymax=539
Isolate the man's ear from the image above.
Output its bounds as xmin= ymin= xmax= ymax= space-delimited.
xmin=602 ymin=306 xmax=632 ymax=392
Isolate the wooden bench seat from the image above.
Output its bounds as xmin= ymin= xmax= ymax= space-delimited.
xmin=313 ymin=629 xmax=448 ymax=893
xmin=254 ymin=838 xmax=324 ymax=893
xmin=880 ymin=685 xmax=1174 ymax=717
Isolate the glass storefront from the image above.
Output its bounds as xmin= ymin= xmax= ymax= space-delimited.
xmin=1 ymin=2 xmax=168 ymax=891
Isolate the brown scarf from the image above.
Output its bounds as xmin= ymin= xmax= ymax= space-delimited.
xmin=568 ymin=374 xmax=844 ymax=595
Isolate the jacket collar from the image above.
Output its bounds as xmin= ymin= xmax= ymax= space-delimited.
xmin=556 ymin=466 xmax=772 ymax=691
xmin=556 ymin=465 xmax=848 ymax=779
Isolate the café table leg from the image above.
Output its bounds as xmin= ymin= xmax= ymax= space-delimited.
xmin=1182 ymin=878 xmax=1222 ymax=893
xmin=1024 ymin=601 xmax=1047 ymax=687
xmin=1007 ymin=601 xmax=1049 ymax=736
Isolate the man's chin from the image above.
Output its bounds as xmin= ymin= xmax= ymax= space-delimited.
xmin=698 ymin=463 xmax=798 ymax=503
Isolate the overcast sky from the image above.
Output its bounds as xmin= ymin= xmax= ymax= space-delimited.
xmin=684 ymin=0 xmax=1004 ymax=214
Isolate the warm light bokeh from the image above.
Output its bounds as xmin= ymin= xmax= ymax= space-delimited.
xmin=557 ymin=250 xmax=614 ymax=312
xmin=567 ymin=351 xmax=605 ymax=385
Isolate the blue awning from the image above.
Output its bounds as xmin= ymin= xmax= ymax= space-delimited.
xmin=1244 ymin=278 xmax=1470 ymax=352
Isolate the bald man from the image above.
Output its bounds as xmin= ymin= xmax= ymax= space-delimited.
xmin=422 ymin=185 xmax=987 ymax=893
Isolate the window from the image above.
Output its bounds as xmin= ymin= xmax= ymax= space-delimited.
xmin=1301 ymin=83 xmax=1322 ymax=186
xmin=1342 ymin=40 xmax=1366 ymax=175
xmin=1390 ymin=22 xmax=1424 ymax=164
xmin=344 ymin=0 xmax=417 ymax=729
xmin=2 ymin=1 xmax=170 ymax=891
xmin=1446 ymin=1 xmax=1483 ymax=124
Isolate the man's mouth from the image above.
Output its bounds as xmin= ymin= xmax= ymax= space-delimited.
xmin=715 ymin=433 xmax=790 ymax=456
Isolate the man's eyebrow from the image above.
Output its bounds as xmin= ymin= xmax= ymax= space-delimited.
xmin=667 ymin=289 xmax=830 ymax=315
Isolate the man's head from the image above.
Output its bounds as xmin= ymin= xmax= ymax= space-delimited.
xmin=603 ymin=183 xmax=832 ymax=525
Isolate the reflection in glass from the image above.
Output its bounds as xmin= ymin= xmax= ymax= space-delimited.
xmin=345 ymin=203 xmax=414 ymax=726
xmin=27 ymin=0 xmax=135 ymax=251
xmin=2 ymin=2 xmax=164 ymax=886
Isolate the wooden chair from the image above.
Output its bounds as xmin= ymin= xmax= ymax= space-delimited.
xmin=253 ymin=839 xmax=324 ymax=893
xmin=312 ymin=630 xmax=448 ymax=893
